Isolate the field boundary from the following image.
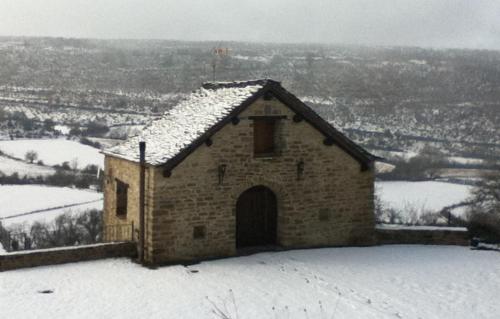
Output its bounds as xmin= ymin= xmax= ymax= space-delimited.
xmin=376 ymin=224 xmax=469 ymax=246
xmin=0 ymin=199 xmax=103 ymax=221
xmin=0 ymin=242 xmax=137 ymax=272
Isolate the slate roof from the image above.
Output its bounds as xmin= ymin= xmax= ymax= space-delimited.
xmin=104 ymin=79 xmax=374 ymax=170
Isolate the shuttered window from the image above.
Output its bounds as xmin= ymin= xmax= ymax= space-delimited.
xmin=253 ymin=118 xmax=276 ymax=155
xmin=116 ymin=179 xmax=128 ymax=217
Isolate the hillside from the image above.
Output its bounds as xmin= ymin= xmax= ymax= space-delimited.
xmin=0 ymin=37 xmax=499 ymax=160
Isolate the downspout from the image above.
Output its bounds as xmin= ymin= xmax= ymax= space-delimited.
xmin=139 ymin=141 xmax=146 ymax=264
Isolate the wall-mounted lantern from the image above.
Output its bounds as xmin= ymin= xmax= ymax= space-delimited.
xmin=218 ymin=164 xmax=227 ymax=185
xmin=163 ymin=169 xmax=172 ymax=178
xmin=297 ymin=160 xmax=304 ymax=180
xmin=323 ymin=137 xmax=334 ymax=146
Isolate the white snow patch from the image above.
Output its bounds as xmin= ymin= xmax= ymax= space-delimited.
xmin=0 ymin=139 xmax=103 ymax=168
xmin=375 ymin=161 xmax=395 ymax=173
xmin=0 ymin=185 xmax=102 ymax=222
xmin=1 ymin=246 xmax=499 ymax=318
xmin=2 ymin=200 xmax=103 ymax=228
xmin=447 ymin=156 xmax=484 ymax=165
xmin=0 ymin=155 xmax=55 ymax=177
xmin=2 ymin=242 xmax=120 ymax=256
xmin=376 ymin=224 xmax=467 ymax=232
xmin=54 ymin=125 xmax=71 ymax=135
xmin=376 ymin=181 xmax=472 ymax=217
xmin=409 ymin=59 xmax=427 ymax=65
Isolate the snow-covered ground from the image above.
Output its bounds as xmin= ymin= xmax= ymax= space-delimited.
xmin=376 ymin=181 xmax=472 ymax=217
xmin=0 ymin=185 xmax=103 ymax=228
xmin=0 ymin=155 xmax=55 ymax=177
xmin=447 ymin=156 xmax=484 ymax=165
xmin=2 ymin=200 xmax=103 ymax=228
xmin=1 ymin=246 xmax=499 ymax=319
xmin=0 ymin=139 xmax=104 ymax=168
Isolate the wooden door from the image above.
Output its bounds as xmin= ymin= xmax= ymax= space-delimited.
xmin=236 ymin=186 xmax=277 ymax=248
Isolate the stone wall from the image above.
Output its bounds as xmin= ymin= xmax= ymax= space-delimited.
xmin=146 ymin=96 xmax=375 ymax=264
xmin=103 ymin=156 xmax=154 ymax=245
xmin=0 ymin=242 xmax=137 ymax=272
xmin=376 ymin=226 xmax=469 ymax=246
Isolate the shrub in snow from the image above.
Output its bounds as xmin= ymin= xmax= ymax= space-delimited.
xmin=79 ymin=137 xmax=102 ymax=149
xmin=467 ymin=213 xmax=500 ymax=243
xmin=378 ymin=146 xmax=448 ymax=181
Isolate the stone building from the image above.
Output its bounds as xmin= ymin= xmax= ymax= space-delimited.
xmin=103 ymin=79 xmax=375 ymax=265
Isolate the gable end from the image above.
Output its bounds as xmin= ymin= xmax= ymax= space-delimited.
xmin=160 ymin=81 xmax=374 ymax=173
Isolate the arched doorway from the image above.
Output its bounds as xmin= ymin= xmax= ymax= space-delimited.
xmin=236 ymin=185 xmax=277 ymax=248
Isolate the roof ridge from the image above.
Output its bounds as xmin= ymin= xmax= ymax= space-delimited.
xmin=202 ymin=79 xmax=280 ymax=90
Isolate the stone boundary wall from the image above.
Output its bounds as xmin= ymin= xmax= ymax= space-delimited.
xmin=0 ymin=242 xmax=137 ymax=272
xmin=376 ymin=225 xmax=469 ymax=246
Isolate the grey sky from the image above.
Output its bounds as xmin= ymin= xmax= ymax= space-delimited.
xmin=1 ymin=0 xmax=499 ymax=49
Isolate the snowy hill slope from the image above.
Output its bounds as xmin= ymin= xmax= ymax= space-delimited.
xmin=1 ymin=37 xmax=500 ymax=159
xmin=0 ymin=185 xmax=103 ymax=228
xmin=0 ymin=139 xmax=103 ymax=168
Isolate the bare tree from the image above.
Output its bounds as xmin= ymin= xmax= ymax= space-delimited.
xmin=467 ymin=171 xmax=500 ymax=242
xmin=469 ymin=171 xmax=500 ymax=215
xmin=76 ymin=209 xmax=102 ymax=243
xmin=70 ymin=158 xmax=79 ymax=171
xmin=24 ymin=150 xmax=38 ymax=163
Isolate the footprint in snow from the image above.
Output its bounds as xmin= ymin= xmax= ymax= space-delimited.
xmin=37 ymin=290 xmax=54 ymax=294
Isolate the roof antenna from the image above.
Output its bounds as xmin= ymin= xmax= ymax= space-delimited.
xmin=211 ymin=43 xmax=230 ymax=82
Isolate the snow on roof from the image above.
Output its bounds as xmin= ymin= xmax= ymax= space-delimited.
xmin=376 ymin=223 xmax=468 ymax=232
xmin=104 ymin=81 xmax=265 ymax=165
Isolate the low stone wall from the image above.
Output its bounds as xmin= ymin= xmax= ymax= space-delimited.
xmin=0 ymin=242 xmax=137 ymax=272
xmin=376 ymin=224 xmax=469 ymax=246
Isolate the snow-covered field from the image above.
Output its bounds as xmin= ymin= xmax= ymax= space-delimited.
xmin=2 ymin=200 xmax=103 ymax=228
xmin=376 ymin=181 xmax=472 ymax=217
xmin=0 ymin=155 xmax=55 ymax=177
xmin=0 ymin=139 xmax=104 ymax=168
xmin=1 ymin=246 xmax=499 ymax=319
xmin=0 ymin=185 xmax=103 ymax=227
xmin=448 ymin=156 xmax=484 ymax=165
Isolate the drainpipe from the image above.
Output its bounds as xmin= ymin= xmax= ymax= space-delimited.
xmin=139 ymin=141 xmax=146 ymax=264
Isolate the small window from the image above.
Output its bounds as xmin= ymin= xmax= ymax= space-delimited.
xmin=318 ymin=208 xmax=330 ymax=221
xmin=116 ymin=179 xmax=128 ymax=217
xmin=253 ymin=118 xmax=276 ymax=156
xmin=193 ymin=226 xmax=206 ymax=239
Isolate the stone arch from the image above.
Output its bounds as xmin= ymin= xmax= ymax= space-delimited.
xmin=235 ymin=185 xmax=278 ymax=248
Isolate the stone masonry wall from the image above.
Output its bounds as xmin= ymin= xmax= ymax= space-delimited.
xmin=376 ymin=227 xmax=469 ymax=246
xmin=103 ymin=156 xmax=155 ymax=249
xmin=147 ymin=96 xmax=375 ymax=264
xmin=0 ymin=242 xmax=136 ymax=272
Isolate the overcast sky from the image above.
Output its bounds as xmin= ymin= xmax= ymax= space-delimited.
xmin=1 ymin=0 xmax=499 ymax=50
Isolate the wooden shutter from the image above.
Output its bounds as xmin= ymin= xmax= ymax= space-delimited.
xmin=253 ymin=119 xmax=275 ymax=155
